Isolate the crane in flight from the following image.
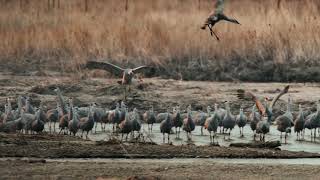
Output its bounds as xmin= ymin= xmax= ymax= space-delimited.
xmin=200 ymin=0 xmax=240 ymax=41
xmin=84 ymin=61 xmax=154 ymax=100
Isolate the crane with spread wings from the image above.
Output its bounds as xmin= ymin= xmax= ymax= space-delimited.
xmin=237 ymin=85 xmax=290 ymax=120
xmin=84 ymin=61 xmax=154 ymax=100
xmin=200 ymin=0 xmax=240 ymax=41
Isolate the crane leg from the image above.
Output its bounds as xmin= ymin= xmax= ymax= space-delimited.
xmin=207 ymin=25 xmax=220 ymax=41
xmin=163 ymin=133 xmax=165 ymax=143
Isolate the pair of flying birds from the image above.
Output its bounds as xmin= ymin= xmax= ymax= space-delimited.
xmin=84 ymin=0 xmax=240 ymax=91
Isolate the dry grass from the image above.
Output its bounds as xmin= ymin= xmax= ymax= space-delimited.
xmin=1 ymin=0 xmax=320 ymax=81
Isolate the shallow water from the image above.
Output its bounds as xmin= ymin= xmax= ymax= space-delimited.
xmin=48 ymin=158 xmax=320 ymax=165
xmin=3 ymin=157 xmax=320 ymax=165
xmin=45 ymin=123 xmax=320 ymax=154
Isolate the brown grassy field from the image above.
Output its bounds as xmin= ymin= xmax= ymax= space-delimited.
xmin=1 ymin=0 xmax=320 ymax=81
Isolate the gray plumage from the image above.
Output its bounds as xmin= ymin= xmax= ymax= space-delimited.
xmin=304 ymin=101 xmax=320 ymax=141
xmin=3 ymin=104 xmax=14 ymax=123
xmin=294 ymin=104 xmax=305 ymax=141
xmin=78 ymin=104 xmax=95 ymax=139
xmin=250 ymin=105 xmax=261 ymax=140
xmin=205 ymin=110 xmax=219 ymax=144
xmin=55 ymin=88 xmax=68 ymax=115
xmin=31 ymin=107 xmax=45 ymax=134
xmin=143 ymin=106 xmax=156 ymax=133
xmin=119 ymin=101 xmax=127 ymax=123
xmin=236 ymin=107 xmax=247 ymax=137
xmin=172 ymin=106 xmax=183 ymax=138
xmin=108 ymin=102 xmax=121 ymax=133
xmin=68 ymin=108 xmax=79 ymax=136
xmin=119 ymin=108 xmax=133 ymax=141
xmin=256 ymin=116 xmax=270 ymax=142
xmin=0 ymin=120 xmax=18 ymax=133
xmin=256 ymin=99 xmax=273 ymax=142
xmin=13 ymin=96 xmax=24 ymax=120
xmin=24 ymin=97 xmax=35 ymax=114
xmin=157 ymin=112 xmax=170 ymax=123
xmin=160 ymin=110 xmax=172 ymax=144
xmin=275 ymin=96 xmax=294 ymax=144
xmin=222 ymin=101 xmax=236 ymax=140
xmin=20 ymin=110 xmax=36 ymax=134
xmin=214 ymin=103 xmax=226 ymax=133
xmin=131 ymin=108 xmax=142 ymax=138
xmin=91 ymin=103 xmax=108 ymax=132
xmin=46 ymin=103 xmax=60 ymax=133
xmin=195 ymin=106 xmax=211 ymax=136
xmin=183 ymin=105 xmax=195 ymax=141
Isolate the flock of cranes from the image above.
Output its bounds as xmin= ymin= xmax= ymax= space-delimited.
xmin=0 ymin=85 xmax=320 ymax=145
xmin=0 ymin=1 xmax=319 ymax=146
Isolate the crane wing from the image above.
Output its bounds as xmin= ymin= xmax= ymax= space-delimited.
xmin=269 ymin=85 xmax=290 ymax=109
xmin=132 ymin=66 xmax=156 ymax=76
xmin=237 ymin=90 xmax=265 ymax=116
xmin=84 ymin=61 xmax=124 ymax=77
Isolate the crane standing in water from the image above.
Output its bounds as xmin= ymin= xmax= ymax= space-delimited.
xmin=200 ymin=0 xmax=240 ymax=41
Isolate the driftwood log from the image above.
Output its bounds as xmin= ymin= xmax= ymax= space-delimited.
xmin=229 ymin=141 xmax=281 ymax=149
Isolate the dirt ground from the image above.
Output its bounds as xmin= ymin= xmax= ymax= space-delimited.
xmin=1 ymin=158 xmax=320 ymax=180
xmin=0 ymin=133 xmax=319 ymax=159
xmin=1 ymin=73 xmax=320 ymax=114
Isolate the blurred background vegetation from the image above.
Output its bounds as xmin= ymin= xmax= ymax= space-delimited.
xmin=0 ymin=0 xmax=320 ymax=82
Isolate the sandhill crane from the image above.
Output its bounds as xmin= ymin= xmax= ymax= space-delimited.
xmin=131 ymin=108 xmax=142 ymax=139
xmin=59 ymin=98 xmax=73 ymax=135
xmin=84 ymin=61 xmax=153 ymax=100
xmin=183 ymin=105 xmax=195 ymax=141
xmin=31 ymin=104 xmax=45 ymax=134
xmin=305 ymin=101 xmax=320 ymax=142
xmin=119 ymin=107 xmax=133 ymax=141
xmin=55 ymin=88 xmax=68 ymax=115
xmin=24 ymin=97 xmax=35 ymax=114
xmin=78 ymin=103 xmax=95 ymax=139
xmin=12 ymin=96 xmax=23 ymax=120
xmin=214 ymin=103 xmax=226 ymax=133
xmin=200 ymin=0 xmax=240 ymax=40
xmin=237 ymin=85 xmax=290 ymax=121
xmin=256 ymin=115 xmax=270 ymax=142
xmin=20 ymin=109 xmax=36 ymax=134
xmin=222 ymin=101 xmax=236 ymax=140
xmin=204 ymin=109 xmax=219 ymax=144
xmin=46 ymin=102 xmax=60 ymax=133
xmin=143 ymin=105 xmax=156 ymax=133
xmin=108 ymin=102 xmax=121 ymax=133
xmin=119 ymin=101 xmax=127 ymax=122
xmin=6 ymin=98 xmax=13 ymax=115
xmin=58 ymin=109 xmax=69 ymax=135
xmin=236 ymin=107 xmax=247 ymax=137
xmin=68 ymin=108 xmax=79 ymax=136
xmin=172 ymin=106 xmax=183 ymax=138
xmin=275 ymin=95 xmax=294 ymax=144
xmin=89 ymin=103 xmax=108 ymax=133
xmin=160 ymin=108 xmax=173 ymax=144
xmin=294 ymin=104 xmax=305 ymax=141
xmin=0 ymin=120 xmax=18 ymax=133
xmin=250 ymin=105 xmax=261 ymax=140
xmin=3 ymin=104 xmax=14 ymax=123
xmin=157 ymin=109 xmax=173 ymax=124
xmin=195 ymin=106 xmax=211 ymax=136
